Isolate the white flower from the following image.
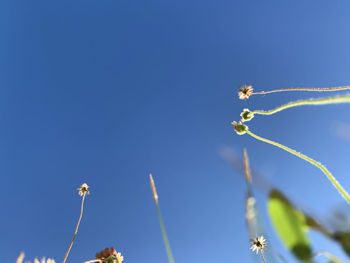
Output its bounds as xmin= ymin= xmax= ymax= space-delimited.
xmin=250 ymin=235 xmax=267 ymax=254
xmin=77 ymin=183 xmax=90 ymax=196
xmin=238 ymin=84 xmax=253 ymax=100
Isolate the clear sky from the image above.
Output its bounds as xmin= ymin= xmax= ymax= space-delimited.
xmin=1 ymin=0 xmax=350 ymax=262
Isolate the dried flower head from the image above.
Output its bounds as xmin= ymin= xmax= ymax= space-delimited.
xmin=149 ymin=173 xmax=159 ymax=204
xmin=240 ymin=108 xmax=254 ymax=122
xmin=77 ymin=183 xmax=90 ymax=196
xmin=250 ymin=235 xmax=267 ymax=254
xmin=238 ymin=84 xmax=253 ymax=100
xmin=96 ymin=247 xmax=124 ymax=263
xmin=232 ymin=121 xmax=248 ymax=135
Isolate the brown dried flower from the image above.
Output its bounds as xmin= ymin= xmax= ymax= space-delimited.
xmin=96 ymin=247 xmax=123 ymax=263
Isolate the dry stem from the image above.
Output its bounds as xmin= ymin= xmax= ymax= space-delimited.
xmin=62 ymin=192 xmax=86 ymax=263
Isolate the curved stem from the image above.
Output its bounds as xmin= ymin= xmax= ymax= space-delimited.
xmin=252 ymin=94 xmax=350 ymax=116
xmin=252 ymin=86 xmax=350 ymax=95
xmin=63 ymin=193 xmax=86 ymax=263
xmin=245 ymin=130 xmax=350 ymax=205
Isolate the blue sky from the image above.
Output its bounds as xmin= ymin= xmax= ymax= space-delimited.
xmin=1 ymin=0 xmax=350 ymax=262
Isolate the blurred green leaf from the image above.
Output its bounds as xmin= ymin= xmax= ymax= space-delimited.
xmin=333 ymin=232 xmax=350 ymax=257
xmin=268 ymin=189 xmax=312 ymax=260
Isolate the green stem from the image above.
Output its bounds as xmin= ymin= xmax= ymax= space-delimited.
xmin=245 ymin=129 xmax=350 ymax=205
xmin=155 ymin=203 xmax=175 ymax=263
xmin=252 ymin=94 xmax=350 ymax=116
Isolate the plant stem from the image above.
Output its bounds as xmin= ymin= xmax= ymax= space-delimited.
xmin=252 ymin=94 xmax=350 ymax=116
xmin=149 ymin=174 xmax=175 ymax=263
xmin=252 ymin=86 xmax=350 ymax=95
xmin=155 ymin=203 xmax=175 ymax=263
xmin=63 ymin=193 xmax=86 ymax=263
xmin=245 ymin=130 xmax=350 ymax=205
xmin=260 ymin=250 xmax=267 ymax=263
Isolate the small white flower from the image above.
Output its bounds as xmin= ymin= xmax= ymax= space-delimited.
xmin=250 ymin=235 xmax=267 ymax=254
xmin=77 ymin=183 xmax=90 ymax=196
xmin=238 ymin=84 xmax=253 ymax=100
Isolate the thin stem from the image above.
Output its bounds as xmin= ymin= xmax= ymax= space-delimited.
xmin=83 ymin=260 xmax=103 ymax=263
xmin=245 ymin=129 xmax=350 ymax=205
xmin=252 ymin=94 xmax=350 ymax=116
xmin=252 ymin=86 xmax=350 ymax=95
xmin=260 ymin=250 xmax=267 ymax=263
xmin=63 ymin=193 xmax=86 ymax=263
xmin=155 ymin=203 xmax=175 ymax=263
xmin=149 ymin=174 xmax=175 ymax=263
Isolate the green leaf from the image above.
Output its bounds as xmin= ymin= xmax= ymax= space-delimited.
xmin=333 ymin=231 xmax=350 ymax=257
xmin=268 ymin=189 xmax=312 ymax=260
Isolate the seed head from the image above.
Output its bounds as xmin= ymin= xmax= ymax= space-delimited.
xmin=232 ymin=121 xmax=248 ymax=135
xmin=240 ymin=109 xmax=254 ymax=122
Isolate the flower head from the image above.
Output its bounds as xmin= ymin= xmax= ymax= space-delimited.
xmin=96 ymin=247 xmax=124 ymax=263
xmin=232 ymin=121 xmax=248 ymax=135
xmin=238 ymin=84 xmax=253 ymax=100
xmin=77 ymin=183 xmax=90 ymax=196
xmin=250 ymin=235 xmax=267 ymax=254
xmin=240 ymin=108 xmax=254 ymax=122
